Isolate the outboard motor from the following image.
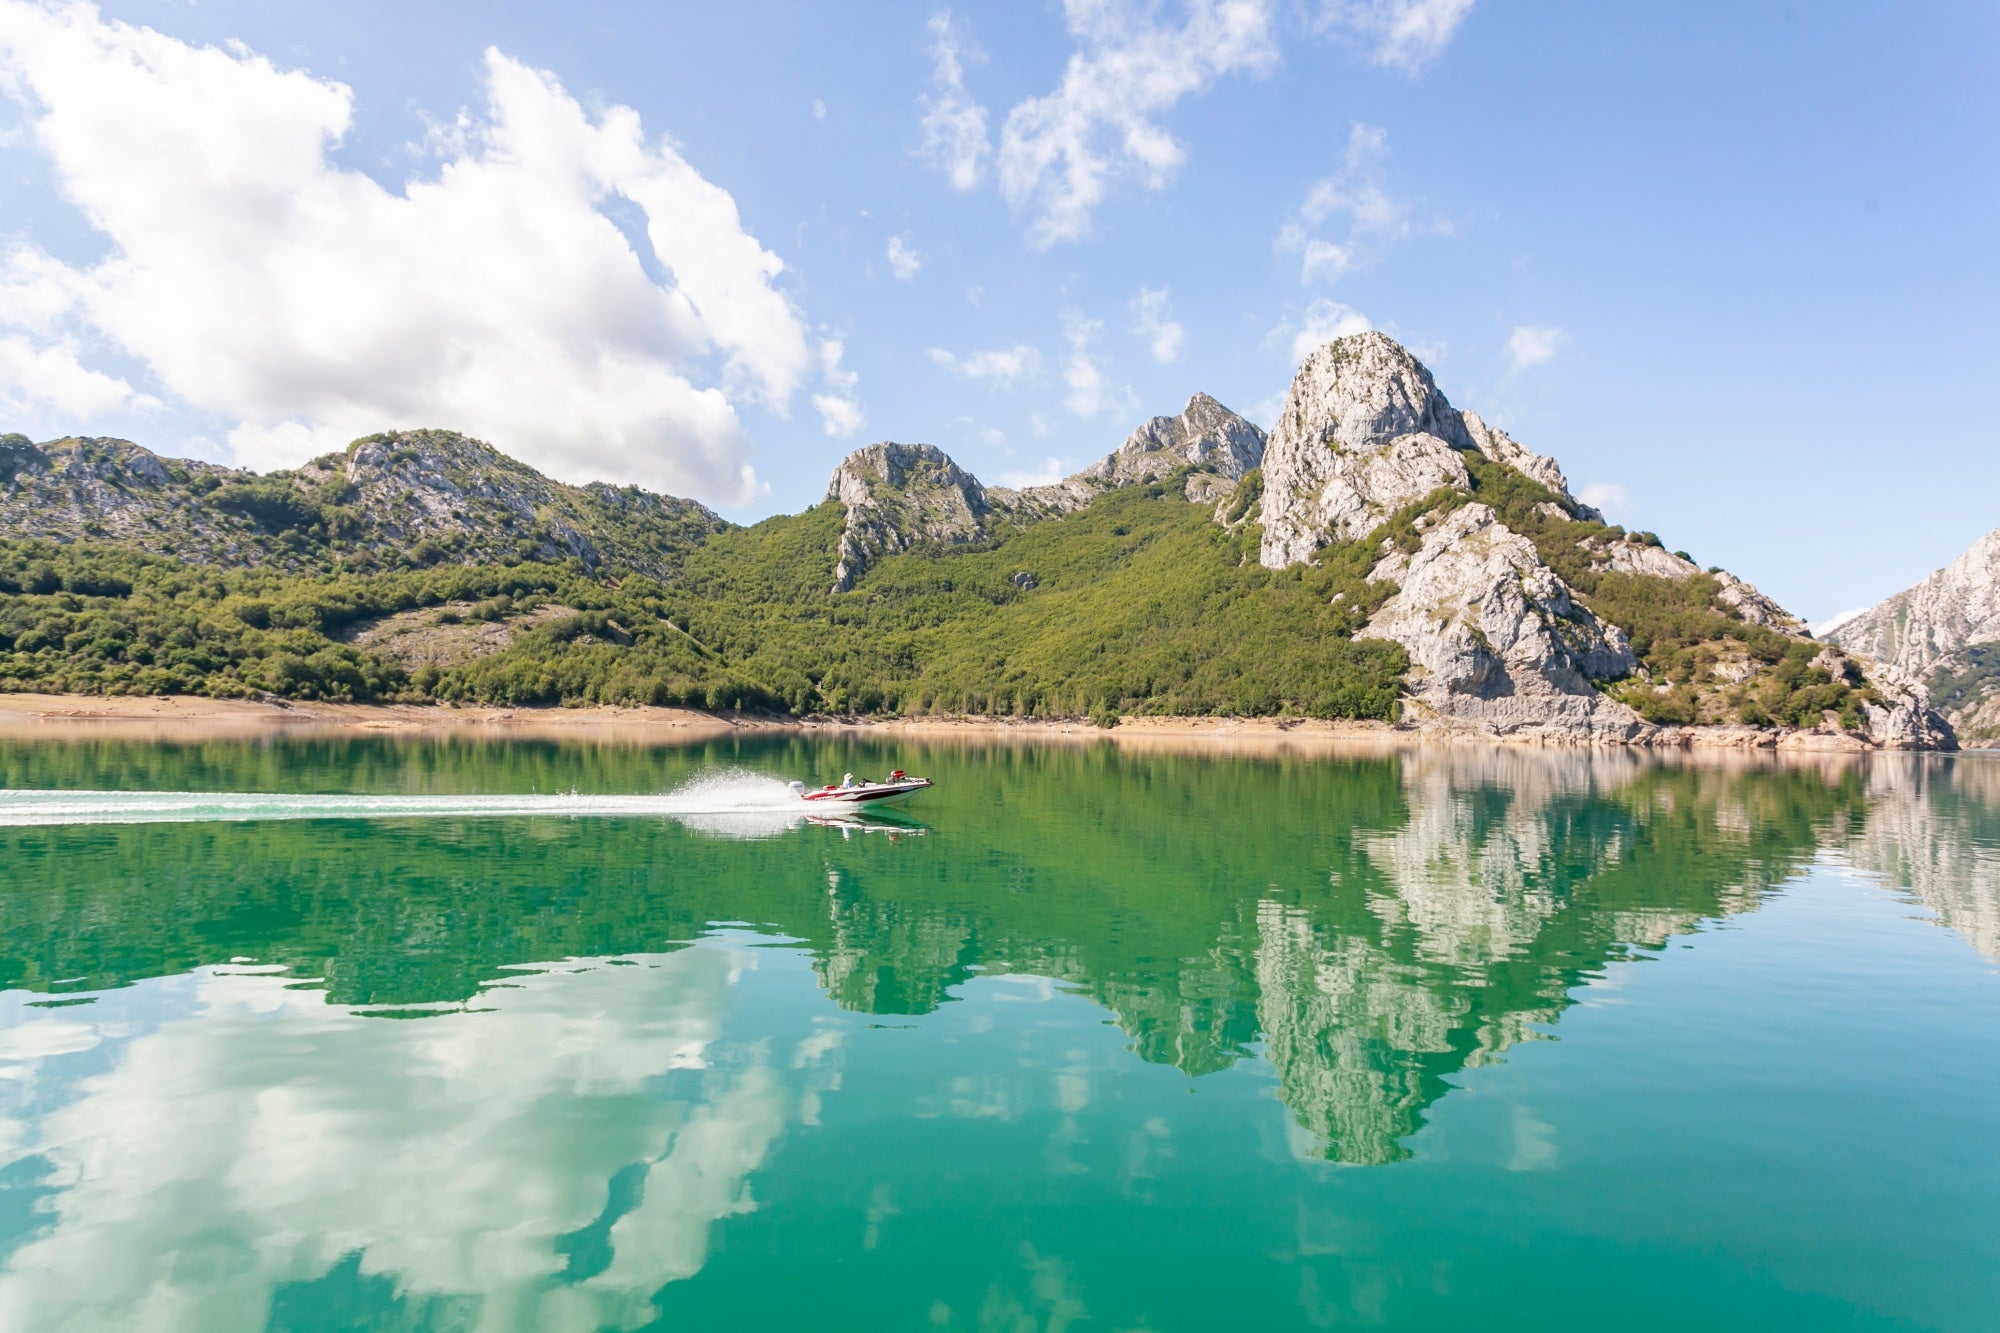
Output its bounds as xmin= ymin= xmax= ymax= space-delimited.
xmin=787 ymin=781 xmax=807 ymax=797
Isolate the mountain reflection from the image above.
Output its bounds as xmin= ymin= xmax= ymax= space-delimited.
xmin=1 ymin=737 xmax=1996 ymax=1325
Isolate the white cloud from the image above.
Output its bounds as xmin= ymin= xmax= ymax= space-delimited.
xmin=998 ymin=456 xmax=1073 ymax=487
xmin=1249 ymin=390 xmax=1287 ymax=430
xmin=1129 ymin=286 xmax=1184 ymax=364
xmin=0 ymin=3 xmax=859 ymax=503
xmin=1578 ymin=481 xmax=1628 ymax=518
xmin=813 ymin=338 xmax=863 ymax=437
xmin=1274 ymin=298 xmax=1372 ymax=364
xmin=993 ymin=0 xmax=1279 ymax=247
xmin=1062 ymin=311 xmax=1106 ymax=416
xmin=917 ymin=9 xmax=990 ymax=191
xmin=885 ymin=234 xmax=924 ymax=281
xmin=926 ymin=343 xmax=1042 ymax=388
xmin=1316 ymin=0 xmax=1475 ymax=71
xmin=1505 ymin=324 xmax=1568 ymax=373
xmin=811 ymin=98 xmax=827 ymax=120
xmin=1277 ymin=122 xmax=1410 ymax=285
xmin=812 ymin=394 xmax=865 ymax=438
xmin=0 ymin=334 xmax=157 ymax=417
xmin=1815 ymin=608 xmax=1868 ymax=638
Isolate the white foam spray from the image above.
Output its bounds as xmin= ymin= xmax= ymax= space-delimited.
xmin=0 ymin=768 xmax=815 ymax=828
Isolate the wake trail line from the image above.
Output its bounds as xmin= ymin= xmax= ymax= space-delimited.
xmin=0 ymin=770 xmax=809 ymax=827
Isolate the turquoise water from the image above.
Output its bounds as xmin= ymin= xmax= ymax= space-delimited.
xmin=0 ymin=736 xmax=1997 ymax=1330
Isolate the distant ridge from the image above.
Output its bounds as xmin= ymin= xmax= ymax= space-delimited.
xmin=0 ymin=334 xmax=1956 ymax=748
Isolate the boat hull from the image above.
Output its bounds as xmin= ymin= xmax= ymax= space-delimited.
xmin=800 ymin=779 xmax=932 ymax=808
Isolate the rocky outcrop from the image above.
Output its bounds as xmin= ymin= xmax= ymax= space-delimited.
xmin=825 ymin=442 xmax=994 ymax=592
xmin=1364 ymin=504 xmax=1647 ymax=740
xmin=1460 ymin=412 xmax=1600 ymax=519
xmin=826 ymin=394 xmax=1266 ymax=587
xmin=1257 ymin=333 xmax=1476 ymax=566
xmin=1828 ymin=527 xmax=2000 ymax=669
xmin=1074 ymin=392 xmax=1265 ymax=489
xmin=1825 ymin=527 xmax=2000 ymax=744
xmin=996 ymin=393 xmax=1267 ymax=516
xmin=1713 ymin=570 xmax=1807 ymax=635
xmin=0 ymin=429 xmax=723 ymax=577
xmin=1584 ymin=537 xmax=1700 ymax=581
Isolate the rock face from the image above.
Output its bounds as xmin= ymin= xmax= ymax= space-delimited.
xmin=1828 ymin=526 xmax=2000 ymax=743
xmin=1828 ymin=527 xmax=2000 ymax=677
xmin=826 ymin=443 xmax=994 ymax=592
xmin=1258 ymin=333 xmax=1475 ymax=566
xmin=1248 ymin=330 xmax=1948 ymax=748
xmin=1365 ymin=504 xmax=1645 ymax=739
xmin=1075 ymin=392 xmax=1265 ymax=489
xmin=1460 ymin=412 xmax=1601 ymax=520
xmin=824 ymin=394 xmax=1265 ymax=588
xmin=998 ymin=393 xmax=1267 ymax=515
xmin=0 ymin=430 xmax=722 ymax=577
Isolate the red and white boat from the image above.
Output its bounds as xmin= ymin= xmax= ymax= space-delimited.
xmin=791 ymin=770 xmax=934 ymax=808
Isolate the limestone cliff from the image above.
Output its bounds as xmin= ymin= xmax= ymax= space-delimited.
xmin=1250 ymin=331 xmax=1946 ymax=748
xmin=1364 ymin=504 xmax=1645 ymax=741
xmin=823 ymin=393 xmax=1264 ymax=588
xmin=825 ymin=443 xmax=994 ymax=592
xmin=1827 ymin=526 xmax=2000 ymax=744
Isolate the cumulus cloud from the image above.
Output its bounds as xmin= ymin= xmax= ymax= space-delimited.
xmin=997 ymin=457 xmax=1076 ymax=487
xmin=1060 ymin=310 xmax=1136 ymax=418
xmin=885 ymin=234 xmax=924 ymax=281
xmin=926 ymin=343 xmax=1042 ymax=388
xmin=917 ymin=9 xmax=990 ymax=191
xmin=812 ymin=338 xmax=864 ymax=437
xmin=0 ymin=335 xmax=156 ymax=417
xmin=1815 ymin=608 xmax=1869 ymax=638
xmin=1277 ymin=122 xmax=1411 ymax=284
xmin=991 ymin=0 xmax=1278 ymax=247
xmin=1578 ymin=481 xmax=1628 ymax=519
xmin=0 ymin=1 xmax=858 ymax=503
xmin=1316 ymin=0 xmax=1475 ymax=71
xmin=1129 ymin=286 xmax=1184 ymax=364
xmin=1505 ymin=324 xmax=1568 ymax=373
xmin=1273 ymin=298 xmax=1373 ymax=364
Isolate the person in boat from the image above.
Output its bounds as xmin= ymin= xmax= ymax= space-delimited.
xmin=841 ymin=772 xmax=857 ymax=789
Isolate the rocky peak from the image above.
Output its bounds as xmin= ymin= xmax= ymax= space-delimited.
xmin=826 ymin=442 xmax=993 ymax=592
xmin=1828 ymin=526 xmax=2000 ymax=678
xmin=1273 ymin=331 xmax=1470 ymax=455
xmin=1075 ymin=393 xmax=1266 ymax=489
xmin=1257 ymin=333 xmax=1477 ymax=568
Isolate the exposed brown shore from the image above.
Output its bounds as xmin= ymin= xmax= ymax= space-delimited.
xmin=0 ymin=692 xmax=1975 ymax=753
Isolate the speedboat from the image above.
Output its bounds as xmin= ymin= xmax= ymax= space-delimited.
xmin=790 ymin=770 xmax=933 ymax=808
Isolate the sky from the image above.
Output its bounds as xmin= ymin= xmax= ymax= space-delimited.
xmin=0 ymin=0 xmax=1994 ymax=622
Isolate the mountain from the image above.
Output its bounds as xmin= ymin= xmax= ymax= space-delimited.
xmin=1826 ymin=527 xmax=2000 ymax=745
xmin=0 ymin=429 xmax=723 ymax=577
xmin=0 ymin=335 xmax=1955 ymax=747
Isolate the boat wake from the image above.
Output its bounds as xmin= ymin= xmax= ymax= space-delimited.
xmin=0 ymin=770 xmax=841 ymax=836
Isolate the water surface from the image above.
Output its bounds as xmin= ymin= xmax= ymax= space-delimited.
xmin=1 ymin=736 xmax=1997 ymax=1331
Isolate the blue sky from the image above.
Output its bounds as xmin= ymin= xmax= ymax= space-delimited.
xmin=0 ymin=1 xmax=1994 ymax=621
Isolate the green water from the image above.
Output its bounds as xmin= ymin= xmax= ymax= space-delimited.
xmin=0 ymin=736 xmax=1997 ymax=1331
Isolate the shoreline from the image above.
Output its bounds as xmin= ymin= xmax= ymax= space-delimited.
xmin=0 ymin=692 xmax=1980 ymax=753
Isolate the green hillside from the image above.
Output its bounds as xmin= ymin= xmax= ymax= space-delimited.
xmin=0 ymin=475 xmax=1410 ymax=720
